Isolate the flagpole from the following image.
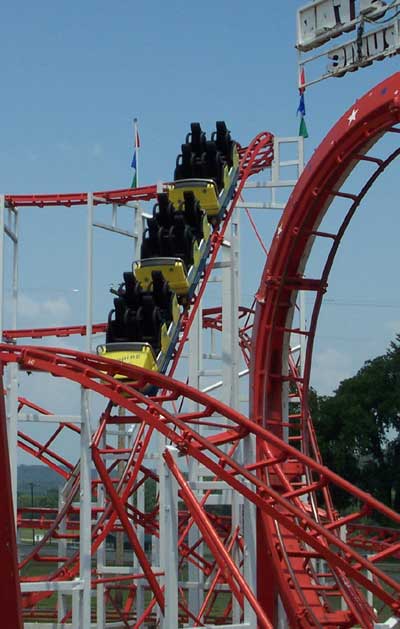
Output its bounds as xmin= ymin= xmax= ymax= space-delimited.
xmin=134 ymin=117 xmax=139 ymax=188
xmin=132 ymin=118 xmax=142 ymax=258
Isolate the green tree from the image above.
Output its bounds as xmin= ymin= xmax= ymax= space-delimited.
xmin=309 ymin=335 xmax=400 ymax=512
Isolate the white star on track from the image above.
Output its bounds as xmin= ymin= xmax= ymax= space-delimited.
xmin=277 ymin=224 xmax=283 ymax=237
xmin=348 ymin=108 xmax=359 ymax=125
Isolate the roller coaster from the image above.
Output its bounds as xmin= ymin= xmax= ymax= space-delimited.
xmin=1 ymin=73 xmax=400 ymax=628
xmin=98 ymin=121 xmax=239 ymax=380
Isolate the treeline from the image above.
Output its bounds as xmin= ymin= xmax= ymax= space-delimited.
xmin=18 ymin=488 xmax=59 ymax=508
xmin=309 ymin=335 xmax=400 ymax=513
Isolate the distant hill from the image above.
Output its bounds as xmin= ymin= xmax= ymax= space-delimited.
xmin=18 ymin=465 xmax=65 ymax=494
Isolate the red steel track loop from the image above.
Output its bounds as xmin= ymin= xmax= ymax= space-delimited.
xmin=251 ymin=73 xmax=400 ymax=626
xmin=1 ymin=345 xmax=400 ymax=628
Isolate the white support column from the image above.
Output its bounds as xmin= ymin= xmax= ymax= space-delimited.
xmin=10 ymin=206 xmax=18 ymax=515
xmin=4 ymin=204 xmax=19 ymax=517
xmin=222 ymin=209 xmax=242 ymax=624
xmin=11 ymin=206 xmax=18 ymax=332
xmin=160 ymin=446 xmax=179 ymax=629
xmin=57 ymin=487 xmax=68 ymax=624
xmin=242 ymin=435 xmax=257 ymax=629
xmin=221 ymin=209 xmax=240 ymax=410
xmin=277 ymin=596 xmax=289 ymax=629
xmin=135 ymin=202 xmax=143 ymax=260
xmin=135 ymin=469 xmax=145 ymax=620
xmin=188 ymin=307 xmax=203 ymax=619
xmin=153 ymin=429 xmax=165 ymax=626
xmin=86 ymin=193 xmax=94 ymax=353
xmin=7 ymin=362 xmax=18 ymax=520
xmin=79 ymin=388 xmax=92 ymax=628
xmin=96 ymin=431 xmax=106 ymax=629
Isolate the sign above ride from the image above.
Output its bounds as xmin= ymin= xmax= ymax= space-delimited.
xmin=296 ymin=0 xmax=400 ymax=86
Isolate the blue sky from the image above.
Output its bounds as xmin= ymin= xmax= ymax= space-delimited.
xmin=1 ymin=0 xmax=400 ymax=418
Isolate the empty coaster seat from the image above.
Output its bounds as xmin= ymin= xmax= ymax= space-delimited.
xmin=186 ymin=122 xmax=207 ymax=158
xmin=174 ymin=143 xmax=193 ymax=180
xmin=212 ymin=120 xmax=234 ymax=167
xmin=203 ymin=141 xmax=225 ymax=190
xmin=182 ymin=191 xmax=204 ymax=241
xmin=106 ymin=297 xmax=128 ymax=343
xmin=141 ymin=218 xmax=161 ymax=259
xmin=151 ymin=271 xmax=174 ymax=320
xmin=122 ymin=272 xmax=142 ymax=309
xmin=122 ymin=305 xmax=141 ymax=342
xmin=191 ymin=153 xmax=206 ymax=179
xmin=153 ymin=193 xmax=175 ymax=228
xmin=157 ymin=224 xmax=175 ymax=258
xmin=136 ymin=295 xmax=162 ymax=350
xmin=169 ymin=213 xmax=195 ymax=268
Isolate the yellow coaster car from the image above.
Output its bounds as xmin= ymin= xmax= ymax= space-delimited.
xmin=134 ymin=258 xmax=190 ymax=296
xmin=97 ymin=342 xmax=158 ymax=380
xmin=166 ymin=145 xmax=239 ymax=218
xmin=167 ymin=179 xmax=220 ymax=216
xmin=134 ymin=216 xmax=210 ymax=298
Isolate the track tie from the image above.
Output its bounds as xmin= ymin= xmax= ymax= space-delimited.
xmin=275 ymin=326 xmax=311 ymax=336
xmin=329 ymin=190 xmax=358 ymax=201
xmin=355 ymin=153 xmax=383 ymax=166
xmin=320 ymin=611 xmax=353 ymax=626
xmin=282 ymin=276 xmax=326 ymax=292
xmin=307 ymin=229 xmax=337 ymax=240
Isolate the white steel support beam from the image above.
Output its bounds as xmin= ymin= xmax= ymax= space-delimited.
xmin=134 ymin=468 xmax=145 ymax=620
xmin=79 ymin=388 xmax=92 ymax=629
xmin=221 ymin=211 xmax=240 ymax=410
xmin=4 ymin=203 xmax=19 ymax=516
xmin=96 ymin=431 xmax=106 ymax=629
xmin=86 ymin=193 xmax=94 ymax=353
xmin=57 ymin=487 xmax=68 ymax=625
xmin=222 ymin=209 xmax=242 ymax=623
xmin=135 ymin=203 xmax=144 ymax=259
xmin=243 ymin=435 xmax=257 ymax=629
xmin=7 ymin=362 xmax=18 ymax=518
xmin=160 ymin=446 xmax=179 ymax=629
xmin=154 ymin=429 xmax=165 ymax=626
xmin=188 ymin=307 xmax=203 ymax=618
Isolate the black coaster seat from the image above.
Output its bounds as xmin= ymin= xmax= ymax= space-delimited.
xmin=212 ymin=120 xmax=234 ymax=167
xmin=136 ymin=295 xmax=163 ymax=351
xmin=174 ymin=143 xmax=193 ymax=180
xmin=153 ymin=193 xmax=175 ymax=228
xmin=168 ymin=213 xmax=195 ymax=269
xmin=186 ymin=122 xmax=207 ymax=158
xmin=106 ymin=297 xmax=129 ymax=343
xmin=182 ymin=191 xmax=204 ymax=241
xmin=141 ymin=218 xmax=161 ymax=259
xmin=151 ymin=270 xmax=174 ymax=323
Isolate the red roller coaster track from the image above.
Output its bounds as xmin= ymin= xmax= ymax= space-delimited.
xmin=251 ymin=72 xmax=400 ymax=626
xmin=0 ymin=75 xmax=399 ymax=627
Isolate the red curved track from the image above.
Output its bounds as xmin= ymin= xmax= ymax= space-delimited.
xmin=251 ymin=73 xmax=400 ymax=626
xmin=1 ymin=79 xmax=400 ymax=627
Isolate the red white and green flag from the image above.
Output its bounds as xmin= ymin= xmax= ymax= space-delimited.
xmin=297 ymin=67 xmax=309 ymax=139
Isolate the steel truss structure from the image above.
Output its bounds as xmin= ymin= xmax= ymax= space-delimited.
xmin=0 ymin=74 xmax=399 ymax=628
